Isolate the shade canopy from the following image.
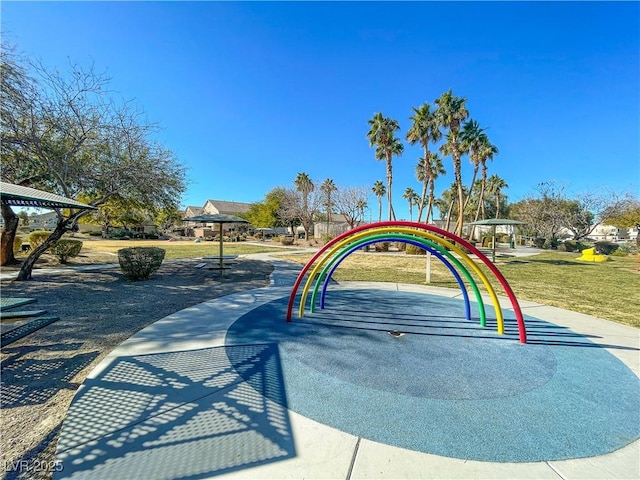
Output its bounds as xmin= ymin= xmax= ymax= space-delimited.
xmin=186 ymin=214 xmax=250 ymax=273
xmin=0 ymin=182 xmax=97 ymax=210
xmin=466 ymin=218 xmax=526 ymax=263
xmin=186 ymin=214 xmax=249 ymax=224
xmin=467 ymin=218 xmax=526 ymax=226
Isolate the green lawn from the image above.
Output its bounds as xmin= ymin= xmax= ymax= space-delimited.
xmin=274 ymin=251 xmax=640 ymax=329
xmin=77 ymin=238 xmax=292 ymax=259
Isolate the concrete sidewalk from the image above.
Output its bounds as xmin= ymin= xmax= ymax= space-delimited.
xmin=52 ymin=257 xmax=639 ymax=479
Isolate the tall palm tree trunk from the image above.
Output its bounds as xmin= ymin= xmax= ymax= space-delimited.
xmin=386 ymin=157 xmax=395 ymax=220
xmin=444 ymin=198 xmax=455 ymax=232
xmin=416 ymin=181 xmax=428 ymax=223
xmin=426 ymin=179 xmax=435 ymax=224
xmin=453 ymin=151 xmax=465 ymax=236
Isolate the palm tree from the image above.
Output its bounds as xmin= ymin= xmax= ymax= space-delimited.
xmin=372 ymin=180 xmax=386 ymax=222
xmin=356 ymin=198 xmax=367 ymax=224
xmin=472 ymin=137 xmax=499 ymax=232
xmin=294 ymin=172 xmax=314 ymax=240
xmin=460 ymin=119 xmax=486 ymax=211
xmin=321 ymin=178 xmax=337 ymax=236
xmin=486 ymin=174 xmax=508 ymax=219
xmin=406 ymin=103 xmax=442 ymax=222
xmin=440 ymin=183 xmax=458 ymax=232
xmin=415 ymin=158 xmax=427 ymax=222
xmin=403 ymin=187 xmax=419 ymax=221
xmin=367 ymin=112 xmax=404 ymax=220
xmin=425 ymin=153 xmax=445 ymax=224
xmin=435 ymin=90 xmax=469 ymax=236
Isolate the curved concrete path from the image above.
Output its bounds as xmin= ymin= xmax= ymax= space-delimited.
xmin=53 ymin=256 xmax=639 ymax=479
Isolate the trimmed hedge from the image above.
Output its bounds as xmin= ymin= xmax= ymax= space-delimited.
xmin=118 ymin=247 xmax=165 ymax=280
xmin=595 ymin=241 xmax=619 ymax=255
xmin=28 ymin=230 xmax=51 ymax=249
xmin=563 ymin=240 xmax=588 ymax=252
xmin=279 ymin=235 xmax=295 ymax=246
xmin=13 ymin=236 xmax=23 ymax=255
xmin=405 ymin=244 xmax=427 ymax=255
xmin=49 ymin=239 xmax=83 ymax=263
xmin=374 ymin=242 xmax=389 ymax=252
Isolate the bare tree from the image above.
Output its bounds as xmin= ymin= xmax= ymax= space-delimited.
xmin=334 ymin=186 xmax=369 ymax=229
xmin=1 ymin=52 xmax=186 ymax=279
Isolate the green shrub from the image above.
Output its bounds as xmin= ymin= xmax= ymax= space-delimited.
xmin=49 ymin=239 xmax=83 ymax=263
xmin=499 ymin=234 xmax=511 ymax=243
xmin=614 ymin=243 xmax=638 ymax=255
xmin=321 ymin=233 xmax=335 ymax=244
xmin=405 ymin=244 xmax=427 ymax=255
xmin=13 ymin=236 xmax=24 ymax=254
xmin=117 ymin=247 xmax=165 ymax=280
xmin=563 ymin=240 xmax=578 ymax=252
xmin=279 ymin=235 xmax=294 ymax=246
xmin=28 ymin=230 xmax=51 ymax=249
xmin=595 ymin=241 xmax=619 ymax=255
xmin=533 ymin=237 xmax=546 ymax=248
xmin=395 ymin=242 xmax=407 ymax=251
xmin=88 ymin=231 xmax=103 ymax=236
xmin=374 ymin=242 xmax=389 ymax=252
xmin=611 ymin=249 xmax=628 ymax=257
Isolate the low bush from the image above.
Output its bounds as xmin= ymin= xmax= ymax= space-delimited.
xmin=405 ymin=244 xmax=427 ymax=255
xmin=49 ymin=239 xmax=83 ymax=263
xmin=13 ymin=236 xmax=23 ymax=254
xmin=374 ymin=242 xmax=389 ymax=252
xmin=595 ymin=241 xmax=619 ymax=255
xmin=395 ymin=242 xmax=407 ymax=251
xmin=28 ymin=230 xmax=51 ymax=249
xmin=88 ymin=231 xmax=103 ymax=236
xmin=563 ymin=240 xmax=588 ymax=252
xmin=533 ymin=237 xmax=546 ymax=248
xmin=321 ymin=234 xmax=335 ymax=244
xmin=279 ymin=235 xmax=295 ymax=246
xmin=117 ymin=247 xmax=165 ymax=281
xmin=613 ymin=243 xmax=638 ymax=256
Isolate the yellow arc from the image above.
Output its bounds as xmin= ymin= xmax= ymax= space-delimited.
xmin=299 ymin=226 xmax=505 ymax=334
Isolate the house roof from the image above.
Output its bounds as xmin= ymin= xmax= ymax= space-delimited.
xmin=0 ymin=182 xmax=96 ymax=210
xmin=204 ymin=200 xmax=251 ymax=215
xmin=183 ymin=206 xmax=204 ymax=217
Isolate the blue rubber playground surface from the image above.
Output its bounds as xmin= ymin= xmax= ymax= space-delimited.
xmin=52 ymin=257 xmax=640 ymax=479
xmin=226 ymin=288 xmax=640 ymax=463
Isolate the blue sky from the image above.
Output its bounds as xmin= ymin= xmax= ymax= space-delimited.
xmin=2 ymin=1 xmax=638 ymax=220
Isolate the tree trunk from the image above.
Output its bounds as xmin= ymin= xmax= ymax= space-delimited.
xmin=1 ymin=202 xmax=20 ymax=266
xmin=444 ymin=199 xmax=455 ymax=232
xmin=15 ymin=218 xmax=68 ymax=280
xmin=426 ymin=180 xmax=435 ymax=224
xmin=386 ymin=157 xmax=395 ymax=221
xmin=454 ymin=155 xmax=465 ymax=236
xmin=416 ymin=180 xmax=428 ymax=223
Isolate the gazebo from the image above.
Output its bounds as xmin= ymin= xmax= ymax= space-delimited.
xmin=186 ymin=214 xmax=250 ymax=271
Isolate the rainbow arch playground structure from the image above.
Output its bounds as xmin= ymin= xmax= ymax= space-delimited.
xmin=286 ymin=221 xmax=528 ymax=344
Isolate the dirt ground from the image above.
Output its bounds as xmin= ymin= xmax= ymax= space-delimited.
xmin=0 ymin=255 xmax=274 ymax=480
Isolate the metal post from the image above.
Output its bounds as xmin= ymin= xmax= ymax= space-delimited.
xmin=425 ymin=251 xmax=431 ymax=283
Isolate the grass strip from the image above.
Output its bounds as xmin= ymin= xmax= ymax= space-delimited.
xmin=274 ymin=251 xmax=640 ymax=329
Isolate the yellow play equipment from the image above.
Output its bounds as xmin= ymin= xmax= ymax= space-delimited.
xmin=576 ymin=247 xmax=609 ymax=262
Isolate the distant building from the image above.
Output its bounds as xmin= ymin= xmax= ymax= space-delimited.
xmin=183 ymin=199 xmax=252 ymax=238
xmin=27 ymin=212 xmax=57 ymax=231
